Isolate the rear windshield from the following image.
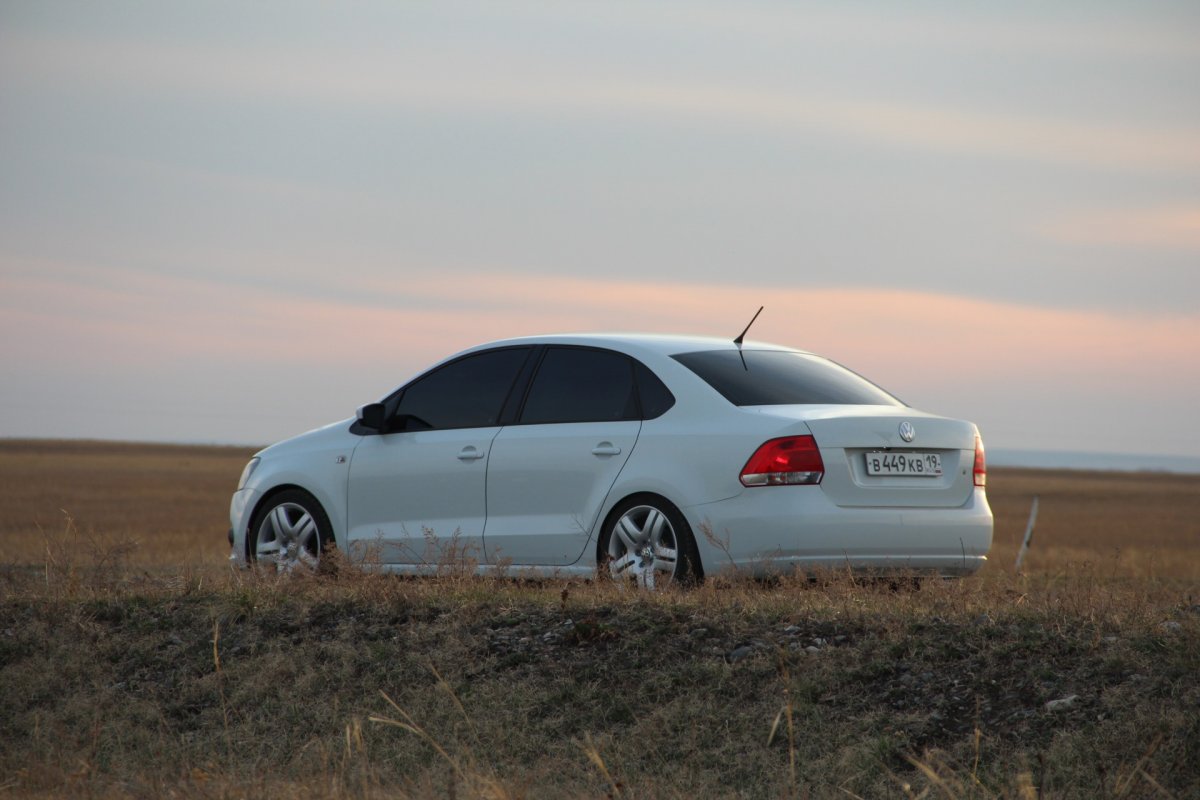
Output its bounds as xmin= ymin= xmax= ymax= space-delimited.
xmin=672 ymin=350 xmax=903 ymax=407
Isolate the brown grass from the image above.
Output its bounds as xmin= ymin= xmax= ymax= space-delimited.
xmin=3 ymin=438 xmax=1197 ymax=578
xmin=1 ymin=439 xmax=1198 ymax=799
xmin=0 ymin=439 xmax=255 ymax=569
xmin=985 ymin=467 xmax=1200 ymax=579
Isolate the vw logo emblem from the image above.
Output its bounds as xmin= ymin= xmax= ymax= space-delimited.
xmin=899 ymin=421 xmax=916 ymax=443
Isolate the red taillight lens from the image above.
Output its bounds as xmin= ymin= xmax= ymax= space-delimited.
xmin=741 ymin=436 xmax=825 ymax=487
xmin=973 ymin=434 xmax=987 ymax=488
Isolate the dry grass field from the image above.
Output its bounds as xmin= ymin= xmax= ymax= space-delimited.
xmin=0 ymin=439 xmax=256 ymax=569
xmin=3 ymin=439 xmax=1197 ymax=578
xmin=1 ymin=439 xmax=1198 ymax=799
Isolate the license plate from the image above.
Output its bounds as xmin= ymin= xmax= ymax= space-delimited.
xmin=864 ymin=451 xmax=942 ymax=477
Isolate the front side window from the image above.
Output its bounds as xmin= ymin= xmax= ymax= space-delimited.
xmin=672 ymin=350 xmax=902 ymax=407
xmin=394 ymin=348 xmax=531 ymax=430
xmin=520 ymin=347 xmax=637 ymax=424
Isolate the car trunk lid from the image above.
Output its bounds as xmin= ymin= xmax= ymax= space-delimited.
xmin=748 ymin=405 xmax=979 ymax=509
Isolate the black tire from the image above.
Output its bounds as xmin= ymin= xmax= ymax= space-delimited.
xmin=600 ymin=495 xmax=702 ymax=589
xmin=248 ymin=489 xmax=334 ymax=573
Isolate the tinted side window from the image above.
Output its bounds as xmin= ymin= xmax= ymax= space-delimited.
xmin=635 ymin=362 xmax=675 ymax=419
xmin=672 ymin=350 xmax=902 ymax=406
xmin=520 ymin=348 xmax=637 ymax=424
xmin=394 ymin=348 xmax=530 ymax=430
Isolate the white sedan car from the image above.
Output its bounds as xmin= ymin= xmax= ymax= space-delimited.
xmin=230 ymin=334 xmax=992 ymax=585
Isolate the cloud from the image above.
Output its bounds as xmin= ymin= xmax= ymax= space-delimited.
xmin=587 ymin=2 xmax=1200 ymax=61
xmin=6 ymin=29 xmax=1199 ymax=175
xmin=1040 ymin=207 xmax=1200 ymax=251
xmin=4 ymin=261 xmax=1197 ymax=449
xmin=377 ymin=272 xmax=1200 ymax=386
xmin=6 ymin=261 xmax=1196 ymax=387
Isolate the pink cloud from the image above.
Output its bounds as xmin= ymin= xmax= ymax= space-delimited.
xmin=4 ymin=266 xmax=1196 ymax=404
xmin=1040 ymin=207 xmax=1200 ymax=251
xmin=386 ymin=273 xmax=1200 ymax=386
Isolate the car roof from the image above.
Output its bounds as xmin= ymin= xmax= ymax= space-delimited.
xmin=466 ymin=333 xmax=809 ymax=358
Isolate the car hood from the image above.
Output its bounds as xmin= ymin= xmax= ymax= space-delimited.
xmin=256 ymin=418 xmax=360 ymax=461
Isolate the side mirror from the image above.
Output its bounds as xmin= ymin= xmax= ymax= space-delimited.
xmin=356 ymin=403 xmax=388 ymax=432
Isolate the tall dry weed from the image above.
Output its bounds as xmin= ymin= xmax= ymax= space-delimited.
xmin=38 ymin=510 xmax=138 ymax=598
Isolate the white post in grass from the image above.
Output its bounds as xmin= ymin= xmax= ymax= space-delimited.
xmin=1014 ymin=495 xmax=1039 ymax=574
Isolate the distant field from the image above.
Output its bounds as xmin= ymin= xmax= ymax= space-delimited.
xmin=1 ymin=439 xmax=256 ymax=568
xmin=986 ymin=468 xmax=1200 ymax=579
xmin=2 ymin=438 xmax=1198 ymax=577
xmin=2 ymin=440 xmax=1198 ymax=798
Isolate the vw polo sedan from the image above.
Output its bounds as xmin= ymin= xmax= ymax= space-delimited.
xmin=229 ymin=334 xmax=992 ymax=586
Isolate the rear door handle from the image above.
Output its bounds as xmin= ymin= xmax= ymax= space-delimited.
xmin=591 ymin=442 xmax=622 ymax=456
xmin=457 ymin=446 xmax=486 ymax=461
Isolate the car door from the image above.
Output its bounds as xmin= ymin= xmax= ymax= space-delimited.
xmin=346 ymin=347 xmax=532 ymax=565
xmin=483 ymin=346 xmax=642 ymax=566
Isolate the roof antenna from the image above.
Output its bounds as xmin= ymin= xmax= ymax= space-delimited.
xmin=733 ymin=306 xmax=762 ymax=371
xmin=733 ymin=306 xmax=763 ymax=347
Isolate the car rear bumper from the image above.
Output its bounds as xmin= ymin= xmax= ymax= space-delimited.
xmin=682 ymin=486 xmax=993 ymax=577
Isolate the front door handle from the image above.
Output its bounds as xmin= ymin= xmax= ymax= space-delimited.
xmin=457 ymin=446 xmax=486 ymax=461
xmin=591 ymin=442 xmax=622 ymax=456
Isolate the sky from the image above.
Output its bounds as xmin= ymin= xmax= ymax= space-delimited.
xmin=1 ymin=1 xmax=1198 ymax=462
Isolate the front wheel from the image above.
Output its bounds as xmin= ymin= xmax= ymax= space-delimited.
xmin=249 ymin=490 xmax=333 ymax=573
xmin=601 ymin=496 xmax=701 ymax=589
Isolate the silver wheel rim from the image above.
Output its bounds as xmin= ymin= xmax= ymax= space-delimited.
xmin=254 ymin=502 xmax=321 ymax=573
xmin=607 ymin=505 xmax=679 ymax=590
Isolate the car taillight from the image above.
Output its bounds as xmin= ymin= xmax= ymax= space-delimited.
xmin=973 ymin=434 xmax=987 ymax=488
xmin=741 ymin=436 xmax=825 ymax=486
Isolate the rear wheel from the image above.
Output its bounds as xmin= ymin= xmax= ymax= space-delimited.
xmin=249 ymin=490 xmax=332 ymax=573
xmin=601 ymin=496 xmax=701 ymax=589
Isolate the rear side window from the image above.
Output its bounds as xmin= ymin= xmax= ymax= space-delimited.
xmin=635 ymin=362 xmax=675 ymax=419
xmin=672 ymin=350 xmax=902 ymax=407
xmin=521 ymin=347 xmax=637 ymax=424
xmin=394 ymin=348 xmax=531 ymax=430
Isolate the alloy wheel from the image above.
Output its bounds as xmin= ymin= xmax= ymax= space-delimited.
xmin=254 ymin=502 xmax=321 ymax=572
xmin=607 ymin=504 xmax=679 ymax=589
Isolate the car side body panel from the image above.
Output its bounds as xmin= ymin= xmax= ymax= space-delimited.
xmin=230 ymin=333 xmax=994 ymax=579
xmin=483 ymin=420 xmax=641 ymax=565
xmin=345 ymin=427 xmax=500 ymax=564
